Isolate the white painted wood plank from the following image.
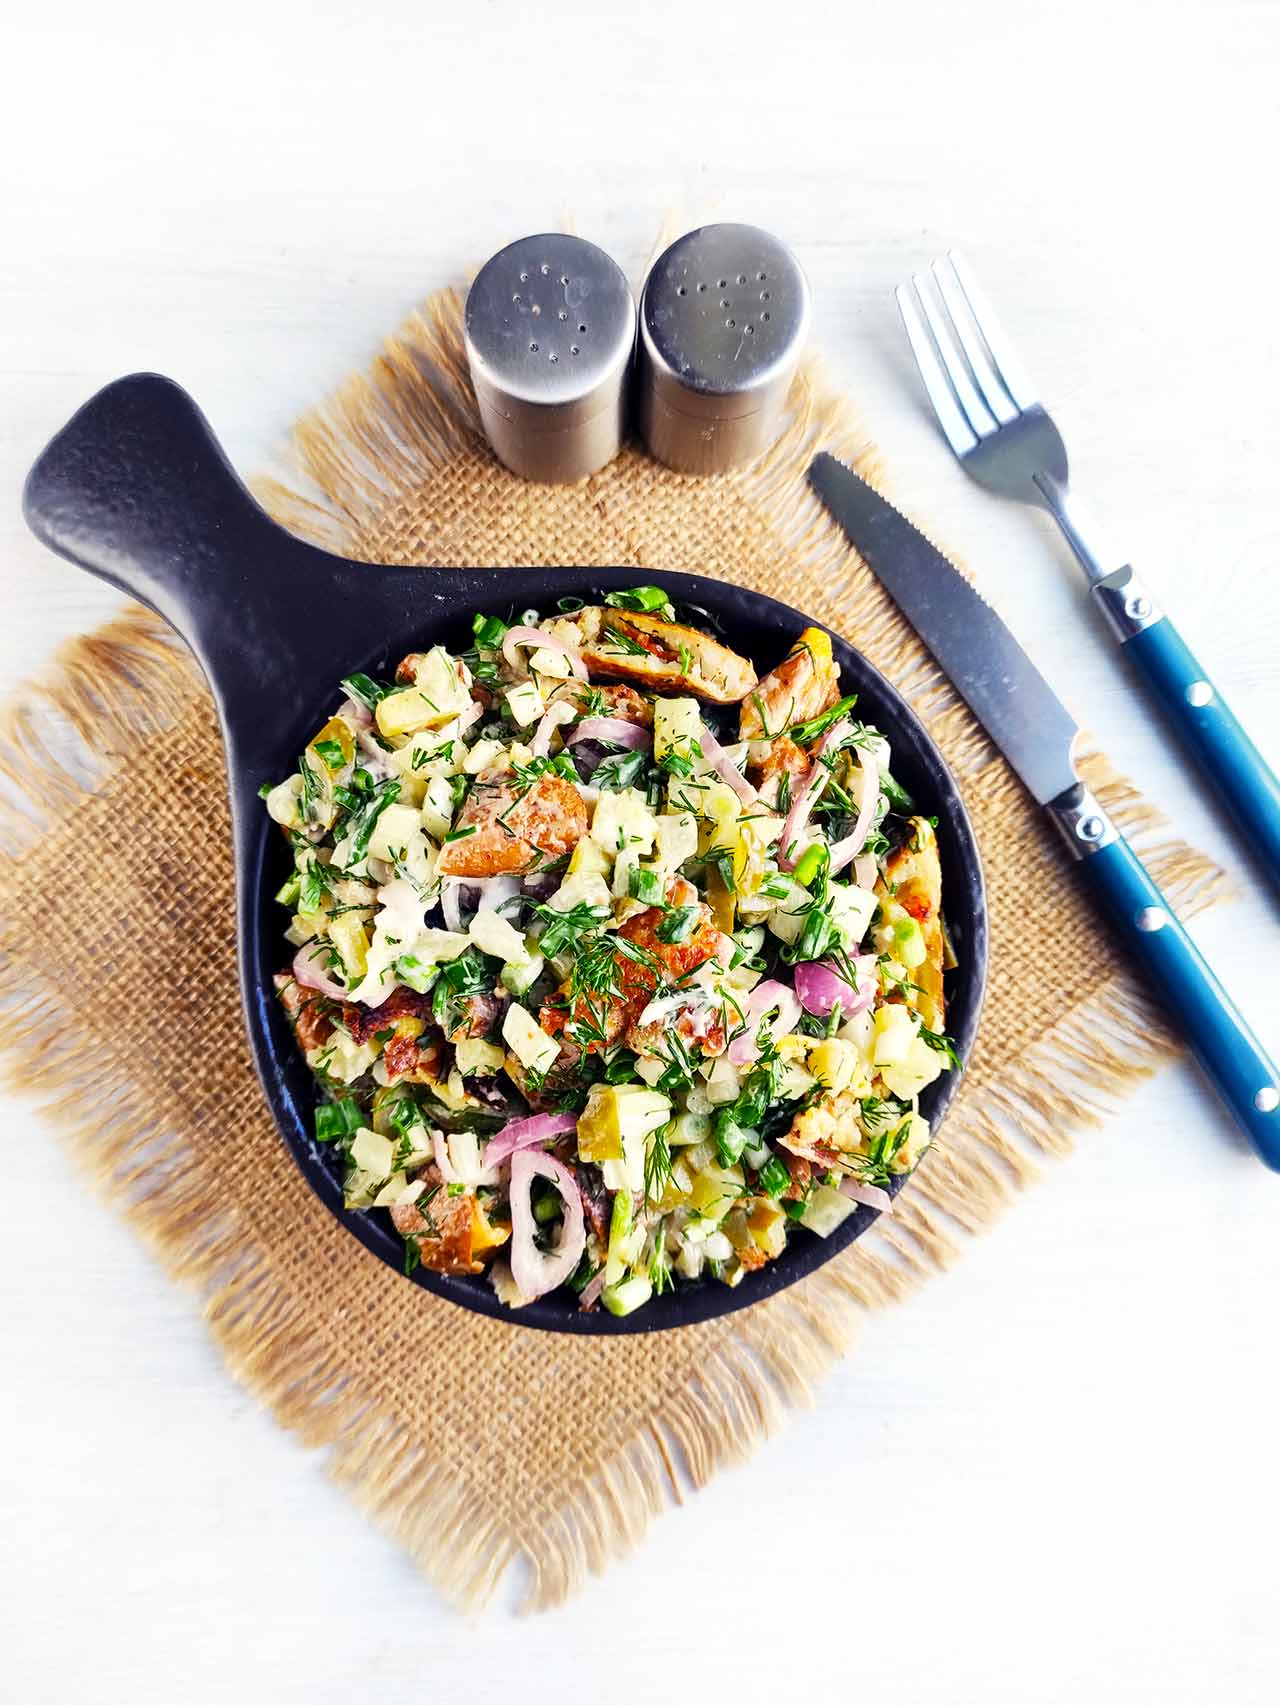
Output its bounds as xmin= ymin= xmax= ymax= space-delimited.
xmin=2 ymin=1 xmax=1278 ymax=1699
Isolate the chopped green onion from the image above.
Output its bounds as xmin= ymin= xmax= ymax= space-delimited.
xmin=312 ymin=738 xmax=346 ymax=771
xmin=881 ymin=770 xmax=915 ymax=812
xmin=592 ymin=749 xmax=647 ymax=792
xmin=791 ymin=842 xmax=829 ymax=887
xmin=472 ymin=612 xmax=509 ymax=649
xmin=657 ymin=747 xmax=695 ymax=779
xmin=394 ymin=953 xmax=437 ymax=994
xmin=341 ymin=672 xmax=392 ymax=712
xmin=655 ymin=905 xmax=699 ymax=944
xmin=604 ymin=585 xmax=672 ymax=615
xmin=787 ymin=693 xmax=859 ymax=746
xmin=315 ymin=1097 xmax=364 ymax=1144
xmin=713 ymin=1116 xmax=753 ymax=1168
xmin=348 ymin=778 xmax=401 ymax=862
xmin=628 ymin=865 xmax=664 ymax=906
xmin=532 ymin=1189 xmax=561 ymax=1223
xmin=387 ymin=1096 xmax=425 ymax=1138
xmin=274 ymin=874 xmax=301 ymax=906
xmin=757 ymin=1155 xmax=790 ymax=1198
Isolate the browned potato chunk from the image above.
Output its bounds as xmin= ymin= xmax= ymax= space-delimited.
xmin=391 ymin=1173 xmax=483 ymax=1274
xmin=544 ymin=680 xmax=654 ymax=726
xmin=780 ymin=1089 xmax=864 ymax=1169
xmin=546 ymin=607 xmax=757 ymax=704
xmin=878 ymin=816 xmax=945 ymax=1032
xmin=739 ymin=627 xmax=840 ymax=740
xmin=745 ymin=735 xmax=810 ymax=809
xmin=435 ymin=768 xmax=587 ymax=877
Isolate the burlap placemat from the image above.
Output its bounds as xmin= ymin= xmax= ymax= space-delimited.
xmin=0 ymin=285 xmax=1231 ymax=1611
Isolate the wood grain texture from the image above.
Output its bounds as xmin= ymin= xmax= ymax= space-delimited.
xmin=2 ymin=0 xmax=1278 ymax=1700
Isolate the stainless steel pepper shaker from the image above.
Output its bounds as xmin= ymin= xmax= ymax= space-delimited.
xmin=464 ymin=233 xmax=635 ymax=484
xmin=637 ymin=223 xmax=811 ymax=475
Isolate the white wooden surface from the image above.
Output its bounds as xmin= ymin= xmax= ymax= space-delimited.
xmin=4 ymin=3 xmax=1279 ymax=1700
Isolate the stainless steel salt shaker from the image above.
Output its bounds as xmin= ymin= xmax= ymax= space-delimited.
xmin=638 ymin=224 xmax=810 ymax=475
xmin=464 ymin=234 xmax=635 ymax=484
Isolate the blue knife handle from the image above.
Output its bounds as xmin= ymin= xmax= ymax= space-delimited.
xmin=1092 ymin=573 xmax=1280 ymax=883
xmin=1051 ymin=787 xmax=1280 ymax=1167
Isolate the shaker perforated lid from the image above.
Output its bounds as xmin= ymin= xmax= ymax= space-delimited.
xmin=639 ymin=224 xmax=810 ymax=425
xmin=464 ymin=234 xmax=635 ymax=485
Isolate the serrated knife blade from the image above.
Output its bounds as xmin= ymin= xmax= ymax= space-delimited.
xmin=807 ymin=448 xmax=1280 ymax=1166
xmin=808 ymin=451 xmax=1078 ymax=806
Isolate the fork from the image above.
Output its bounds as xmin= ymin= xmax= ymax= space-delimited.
xmin=897 ymin=252 xmax=1280 ymax=886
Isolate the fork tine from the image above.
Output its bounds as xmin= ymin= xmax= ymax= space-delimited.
xmin=945 ymin=251 xmax=1039 ymax=412
xmin=895 ymin=283 xmax=979 ymax=457
xmin=911 ymin=272 xmax=1000 ymax=441
xmin=931 ymin=256 xmax=1018 ymax=425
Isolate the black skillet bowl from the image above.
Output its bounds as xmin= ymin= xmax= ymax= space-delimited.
xmin=23 ymin=374 xmax=987 ymax=1334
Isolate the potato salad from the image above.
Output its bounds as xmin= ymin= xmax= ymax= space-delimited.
xmin=263 ymin=588 xmax=959 ymax=1317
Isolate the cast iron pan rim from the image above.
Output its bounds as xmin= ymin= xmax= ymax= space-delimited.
xmin=20 ymin=375 xmax=987 ymax=1337
xmin=244 ymin=567 xmax=988 ymax=1334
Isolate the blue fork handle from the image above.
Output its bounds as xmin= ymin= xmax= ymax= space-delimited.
xmin=1093 ymin=575 xmax=1280 ymax=883
xmin=1068 ymin=808 xmax=1280 ymax=1166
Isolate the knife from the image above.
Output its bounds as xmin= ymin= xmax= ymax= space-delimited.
xmin=809 ymin=451 xmax=1280 ymax=1168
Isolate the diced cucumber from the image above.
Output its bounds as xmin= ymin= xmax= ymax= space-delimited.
xmin=604 ymin=1189 xmax=633 ymax=1287
xmin=500 ymin=952 xmax=544 ymax=997
xmin=394 ymin=953 xmax=438 ymax=994
xmin=798 ymin=1182 xmax=856 ymax=1237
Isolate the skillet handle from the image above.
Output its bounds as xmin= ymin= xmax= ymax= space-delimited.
xmin=21 ymin=373 xmax=448 ymax=742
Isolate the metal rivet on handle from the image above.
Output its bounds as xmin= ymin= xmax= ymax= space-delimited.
xmin=1077 ymin=814 xmax=1106 ymax=843
xmin=1135 ymin=906 xmax=1168 ymax=933
xmin=1185 ymin=680 xmax=1214 ymax=707
xmin=1256 ymin=1087 xmax=1280 ymax=1114
xmin=1125 ymin=594 xmax=1152 ymax=621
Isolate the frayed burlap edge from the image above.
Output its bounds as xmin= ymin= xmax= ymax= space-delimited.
xmin=0 ymin=286 xmax=1234 ymax=1612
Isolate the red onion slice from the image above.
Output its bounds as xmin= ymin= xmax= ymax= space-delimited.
xmin=828 ymin=752 xmax=882 ymax=875
xmin=696 ymin=726 xmax=758 ymax=805
xmin=530 ymin=700 xmax=576 ymax=757
xmin=337 ymin=695 xmax=373 ymax=730
xmin=501 ymin=625 xmax=588 ymax=680
xmin=475 ymin=874 xmax=523 ymax=913
xmin=793 ymin=955 xmax=877 ymax=1018
xmin=483 ymin=1110 xmax=578 ymax=1168
xmin=509 ymin=1149 xmax=587 ymax=1300
xmin=838 ymin=1177 xmax=894 ymax=1213
xmin=578 ymin=1267 xmax=607 ymax=1311
xmin=292 ymin=943 xmax=350 ymax=1002
xmin=567 ymin=716 xmax=649 ymax=750
xmin=777 ymin=718 xmax=850 ymax=871
xmin=726 ymin=978 xmax=803 ymax=1066
xmin=440 ymin=879 xmax=468 ymax=935
xmin=458 ymin=698 xmax=486 ymax=735
xmin=440 ymin=875 xmax=522 ymax=931
xmin=355 ymin=727 xmax=396 ymax=780
xmin=852 ymin=852 xmax=878 ymax=891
